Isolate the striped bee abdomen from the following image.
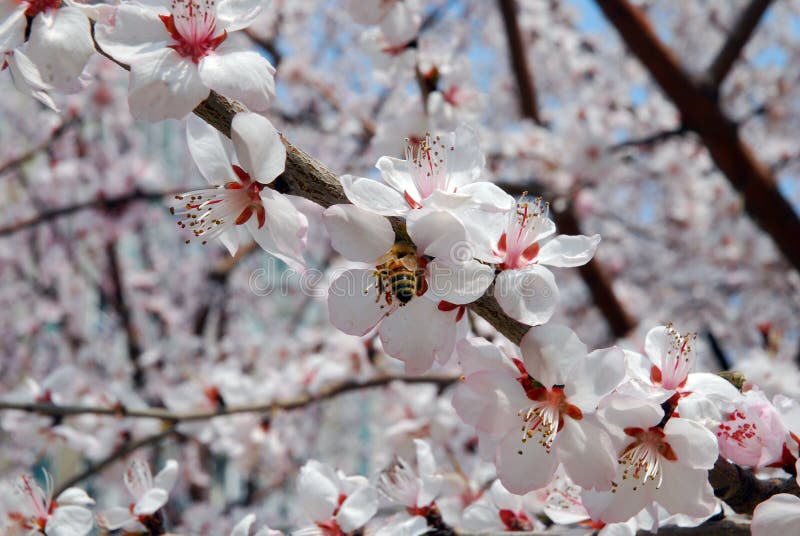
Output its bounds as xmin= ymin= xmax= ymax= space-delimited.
xmin=388 ymin=265 xmax=417 ymax=304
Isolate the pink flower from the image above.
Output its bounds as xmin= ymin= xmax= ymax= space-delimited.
xmin=173 ymin=113 xmax=307 ymax=270
xmin=324 ymin=204 xmax=491 ymax=373
xmin=1 ymin=471 xmax=94 ymax=535
xmin=97 ymin=459 xmax=178 ymax=531
xmin=716 ymin=390 xmax=787 ymax=468
xmin=295 ymin=460 xmax=378 ymax=535
xmin=95 ymin=0 xmax=275 ymax=120
xmin=0 ymin=0 xmax=95 ymax=108
xmin=472 ymin=196 xmax=600 ymax=325
xmin=454 ymin=325 xmax=626 ymax=493
xmin=583 ymin=398 xmax=719 ymax=523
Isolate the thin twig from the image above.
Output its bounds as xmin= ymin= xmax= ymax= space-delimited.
xmin=705 ymin=0 xmax=775 ymax=89
xmin=0 ymin=375 xmax=458 ymax=423
xmin=54 ymin=426 xmax=177 ymax=495
xmin=0 ymin=117 xmax=79 ymax=177
xmin=496 ymin=0 xmax=542 ymax=125
xmin=0 ymin=189 xmax=185 ymax=237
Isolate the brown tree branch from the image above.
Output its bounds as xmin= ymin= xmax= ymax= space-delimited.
xmin=0 ymin=374 xmax=457 ymax=423
xmin=594 ymin=0 xmax=800 ymax=274
xmin=54 ymin=426 xmax=177 ymax=495
xmin=709 ymin=456 xmax=800 ymax=515
xmin=106 ymin=242 xmax=145 ymax=388
xmin=495 ymin=0 xmax=636 ymax=339
xmin=0 ymin=188 xmax=184 ymax=237
xmin=0 ymin=117 xmax=79 ymax=178
xmin=496 ymin=0 xmax=542 ymax=125
xmin=705 ymin=0 xmax=775 ymax=89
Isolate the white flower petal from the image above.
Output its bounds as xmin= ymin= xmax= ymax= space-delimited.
xmin=405 ymin=208 xmax=467 ymax=260
xmin=187 ymin=115 xmax=235 ymax=185
xmin=328 ymin=269 xmax=385 ymax=336
xmin=248 ymin=190 xmax=307 ymax=271
xmin=336 ymin=486 xmax=378 ymax=532
xmin=663 ymin=418 xmax=719 ymax=470
xmin=199 ymin=44 xmax=276 ymax=112
xmin=446 ymin=124 xmax=484 ymax=188
xmin=495 ymin=265 xmax=559 ymax=327
xmin=97 ymin=506 xmax=134 ymax=530
xmin=520 ymin=323 xmax=586 ymax=388
xmin=426 ymin=258 xmax=494 ymax=305
xmin=456 ymin=182 xmax=515 ymax=211
xmin=566 ymin=347 xmax=627 ymax=410
xmin=25 ymin=7 xmax=94 ymax=92
xmin=341 ymin=174 xmax=410 ymax=217
xmin=94 ymin=3 xmax=168 ymax=64
xmin=46 ymin=504 xmax=94 ymax=536
xmin=379 ymin=297 xmax=455 ymax=374
xmin=231 ymin=112 xmax=285 ymax=182
xmin=56 ymin=487 xmax=95 ymax=506
xmin=128 ymin=49 xmax=209 ymax=121
xmin=537 ymin=234 xmax=600 ymax=267
xmin=216 ymin=0 xmax=264 ymax=31
xmin=0 ymin=3 xmax=26 ymax=52
xmin=323 ymin=204 xmax=395 ymax=262
xmin=298 ymin=460 xmax=340 ymax=522
xmin=752 ymin=494 xmax=800 ymax=536
xmin=557 ymin=417 xmax=616 ymax=491
xmin=496 ymin=428 xmax=559 ymax=493
xmin=153 ymin=459 xmax=179 ymax=492
xmin=133 ymin=487 xmax=169 ymax=515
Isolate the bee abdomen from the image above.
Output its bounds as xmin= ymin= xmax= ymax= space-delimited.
xmin=390 ymin=271 xmax=417 ymax=304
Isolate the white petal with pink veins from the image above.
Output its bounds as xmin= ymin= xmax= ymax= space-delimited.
xmin=187 ymin=115 xmax=235 ymax=186
xmin=336 ymin=485 xmax=378 ymax=532
xmin=94 ymin=3 xmax=168 ymax=64
xmin=25 ymin=7 xmax=93 ymax=92
xmin=520 ymin=323 xmax=586 ymax=387
xmin=496 ymin=427 xmax=559 ymax=493
xmin=128 ymin=49 xmax=209 ymax=121
xmin=341 ymin=174 xmax=411 ymax=216
xmin=323 ymin=204 xmax=395 ymax=262
xmin=752 ymin=494 xmax=800 ymax=536
xmin=199 ymin=43 xmax=276 ymax=113
xmin=537 ymin=234 xmax=600 ymax=267
xmin=231 ymin=112 xmax=285 ymax=182
xmin=328 ymin=269 xmax=385 ymax=336
xmin=249 ymin=190 xmax=308 ymax=271
xmin=379 ymin=298 xmax=456 ymax=374
xmin=495 ymin=265 xmax=558 ymax=326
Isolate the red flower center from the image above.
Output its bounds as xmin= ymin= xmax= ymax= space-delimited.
xmin=160 ymin=0 xmax=227 ymax=64
xmin=22 ymin=0 xmax=61 ymax=18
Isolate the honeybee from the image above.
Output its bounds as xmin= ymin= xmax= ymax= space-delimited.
xmin=373 ymin=243 xmax=427 ymax=307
